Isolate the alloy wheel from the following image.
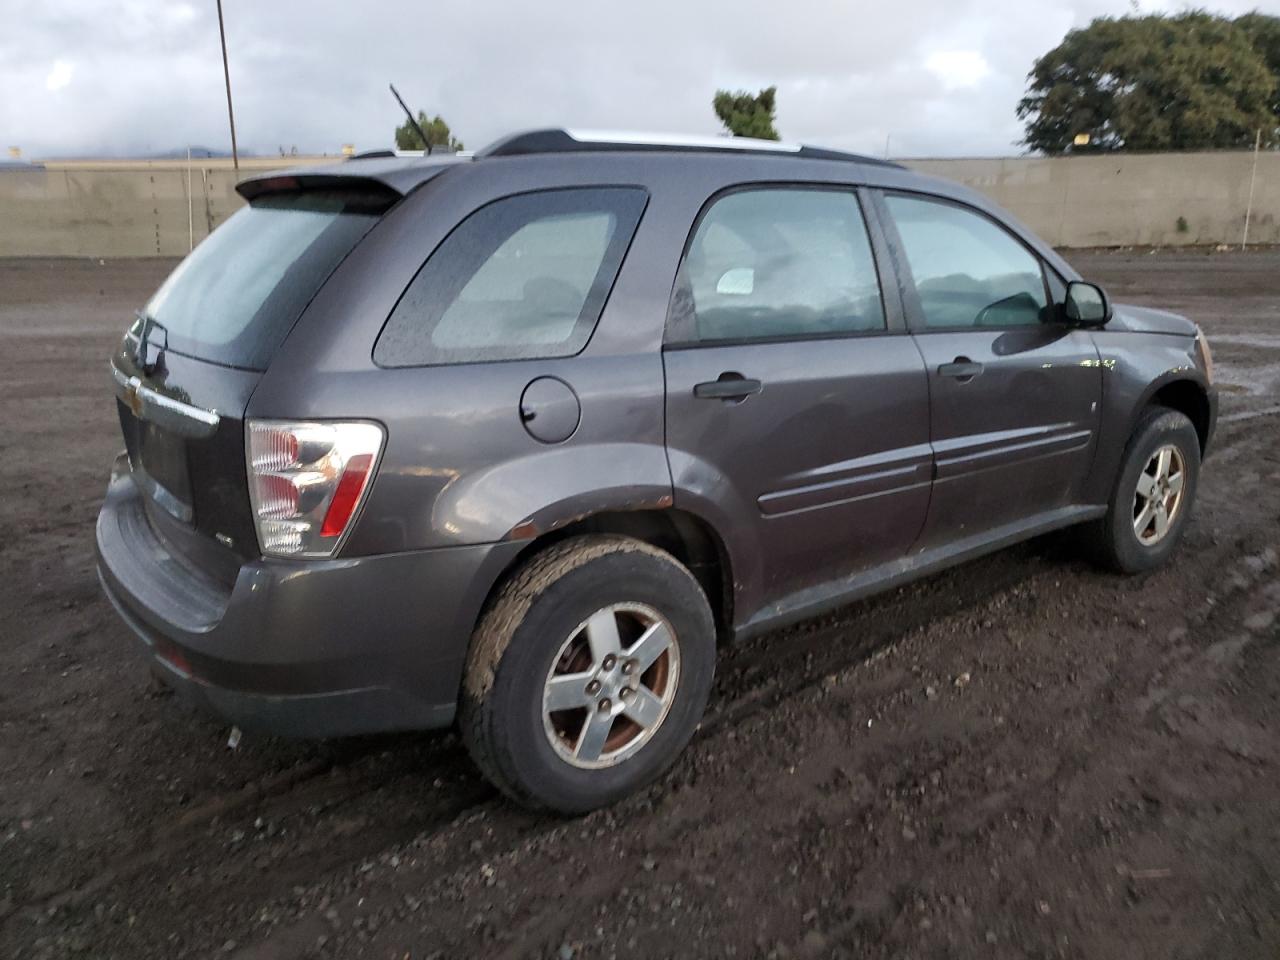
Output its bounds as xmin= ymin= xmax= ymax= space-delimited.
xmin=541 ymin=603 xmax=680 ymax=769
xmin=1133 ymin=443 xmax=1186 ymax=546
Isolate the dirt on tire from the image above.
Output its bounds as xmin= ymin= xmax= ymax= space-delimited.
xmin=1 ymin=250 xmax=1278 ymax=959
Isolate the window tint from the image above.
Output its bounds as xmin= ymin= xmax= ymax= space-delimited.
xmin=668 ymin=188 xmax=885 ymax=343
xmin=139 ymin=191 xmax=385 ymax=370
xmin=884 ymin=194 xmax=1049 ymax=329
xmin=375 ymin=188 xmax=646 ymax=366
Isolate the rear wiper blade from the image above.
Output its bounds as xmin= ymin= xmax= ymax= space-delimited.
xmin=132 ymin=311 xmax=169 ymax=375
xmin=133 ymin=309 xmax=166 ymax=336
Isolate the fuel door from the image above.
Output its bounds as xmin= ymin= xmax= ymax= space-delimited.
xmin=519 ymin=376 xmax=581 ymax=444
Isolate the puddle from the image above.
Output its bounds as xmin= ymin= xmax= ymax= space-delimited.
xmin=1204 ymin=334 xmax=1280 ymax=349
xmin=1220 ymin=404 xmax=1280 ymax=424
xmin=1213 ymin=361 xmax=1280 ymax=397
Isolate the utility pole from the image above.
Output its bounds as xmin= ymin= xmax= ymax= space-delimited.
xmin=1242 ymin=128 xmax=1261 ymax=251
xmin=187 ymin=146 xmax=194 ymax=252
xmin=216 ymin=0 xmax=239 ymax=172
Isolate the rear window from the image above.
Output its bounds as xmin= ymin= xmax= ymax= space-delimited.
xmin=134 ymin=191 xmax=387 ymax=370
xmin=374 ymin=187 xmax=647 ymax=367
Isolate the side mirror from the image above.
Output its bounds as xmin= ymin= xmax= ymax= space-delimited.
xmin=1063 ymin=281 xmax=1111 ymax=326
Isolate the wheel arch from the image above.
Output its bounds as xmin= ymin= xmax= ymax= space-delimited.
xmin=482 ymin=509 xmax=735 ymax=645
xmin=1143 ymin=376 xmax=1212 ymax=454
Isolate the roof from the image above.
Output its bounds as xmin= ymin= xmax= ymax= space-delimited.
xmin=237 ymin=128 xmax=905 ymax=200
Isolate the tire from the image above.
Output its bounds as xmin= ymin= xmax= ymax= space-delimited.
xmin=1087 ymin=406 xmax=1201 ymax=574
xmin=459 ymin=535 xmax=716 ymax=814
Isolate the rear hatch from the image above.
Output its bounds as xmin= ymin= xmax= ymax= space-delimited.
xmin=110 ymin=183 xmax=398 ymax=581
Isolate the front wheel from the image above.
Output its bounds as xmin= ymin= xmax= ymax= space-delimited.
xmin=459 ymin=536 xmax=716 ymax=814
xmin=1089 ymin=406 xmax=1201 ymax=574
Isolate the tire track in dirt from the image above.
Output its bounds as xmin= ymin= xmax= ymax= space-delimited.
xmin=6 ymin=250 xmax=1276 ymax=958
xmin=5 ymin=540 xmax=1060 ymax=960
xmin=17 ymin=416 xmax=1264 ymax=957
xmin=232 ymin=515 xmax=1272 ymax=960
xmin=201 ymin=418 xmax=1277 ymax=960
xmin=12 ymin=474 xmax=1074 ymax=929
xmin=770 ymin=541 xmax=1280 ymax=957
xmin=212 ymin=521 xmax=1263 ymax=959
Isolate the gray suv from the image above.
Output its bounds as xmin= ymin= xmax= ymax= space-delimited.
xmin=97 ymin=129 xmax=1217 ymax=812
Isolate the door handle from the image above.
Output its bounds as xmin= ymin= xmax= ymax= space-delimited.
xmin=938 ymin=358 xmax=983 ymax=382
xmin=693 ymin=374 xmax=762 ymax=401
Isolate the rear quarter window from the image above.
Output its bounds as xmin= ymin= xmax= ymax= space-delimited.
xmin=374 ymin=188 xmax=647 ymax=367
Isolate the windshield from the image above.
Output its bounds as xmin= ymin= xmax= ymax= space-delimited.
xmin=134 ymin=191 xmax=385 ymax=370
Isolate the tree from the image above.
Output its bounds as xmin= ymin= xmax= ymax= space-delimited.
xmin=1018 ymin=13 xmax=1276 ymax=154
xmin=712 ymin=87 xmax=780 ymax=140
xmin=394 ymin=111 xmax=464 ymax=152
xmin=1237 ymin=13 xmax=1280 ymax=123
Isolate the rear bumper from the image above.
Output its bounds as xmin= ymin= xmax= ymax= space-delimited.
xmin=96 ymin=454 xmax=523 ymax=737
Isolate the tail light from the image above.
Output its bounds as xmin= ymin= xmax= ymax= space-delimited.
xmin=246 ymin=420 xmax=384 ymax=558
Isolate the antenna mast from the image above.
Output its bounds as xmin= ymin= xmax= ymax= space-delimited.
xmin=216 ymin=0 xmax=239 ymax=171
xmin=389 ymin=84 xmax=431 ymax=154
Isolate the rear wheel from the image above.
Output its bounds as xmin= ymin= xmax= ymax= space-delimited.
xmin=1089 ymin=406 xmax=1201 ymax=573
xmin=459 ymin=536 xmax=715 ymax=814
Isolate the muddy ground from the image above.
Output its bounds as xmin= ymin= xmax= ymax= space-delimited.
xmin=0 ymin=250 xmax=1277 ymax=960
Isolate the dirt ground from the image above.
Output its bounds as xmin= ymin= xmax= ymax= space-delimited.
xmin=1 ymin=250 xmax=1277 ymax=960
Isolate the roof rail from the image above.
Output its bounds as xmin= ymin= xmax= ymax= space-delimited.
xmin=350 ymin=148 xmax=469 ymax=160
xmin=475 ymin=128 xmax=902 ymax=167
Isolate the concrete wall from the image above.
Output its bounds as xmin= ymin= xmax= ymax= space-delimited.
xmin=0 ymin=157 xmax=333 ymax=258
xmin=0 ymin=151 xmax=1275 ymax=256
xmin=904 ymin=151 xmax=1279 ymax=248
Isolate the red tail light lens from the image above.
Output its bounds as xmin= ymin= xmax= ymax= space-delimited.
xmin=246 ymin=421 xmax=384 ymax=558
xmin=320 ymin=453 xmax=375 ymax=538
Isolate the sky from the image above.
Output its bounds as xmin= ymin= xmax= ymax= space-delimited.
xmin=2 ymin=0 xmax=1277 ymax=161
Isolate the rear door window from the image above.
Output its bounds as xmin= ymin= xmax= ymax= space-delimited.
xmin=375 ymin=188 xmax=647 ymax=367
xmin=667 ymin=187 xmax=885 ymax=344
xmin=137 ymin=191 xmax=387 ymax=370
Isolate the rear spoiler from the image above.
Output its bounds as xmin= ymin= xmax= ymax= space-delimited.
xmin=236 ymin=173 xmax=403 ymax=204
xmin=236 ymin=155 xmax=467 ymax=203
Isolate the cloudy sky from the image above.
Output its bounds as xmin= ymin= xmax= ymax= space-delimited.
xmin=3 ymin=0 xmax=1276 ymax=160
